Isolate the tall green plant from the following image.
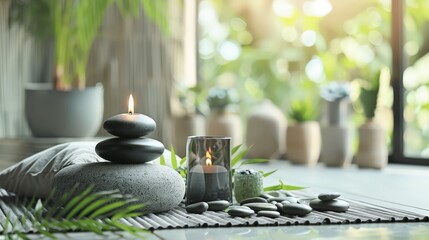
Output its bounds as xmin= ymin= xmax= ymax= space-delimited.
xmin=50 ymin=0 xmax=112 ymax=90
xmin=9 ymin=0 xmax=169 ymax=90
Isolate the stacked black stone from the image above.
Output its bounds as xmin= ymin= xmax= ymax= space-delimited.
xmin=95 ymin=113 xmax=165 ymax=163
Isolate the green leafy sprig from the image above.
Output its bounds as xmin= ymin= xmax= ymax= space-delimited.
xmin=3 ymin=185 xmax=159 ymax=240
xmin=160 ymin=144 xmax=306 ymax=193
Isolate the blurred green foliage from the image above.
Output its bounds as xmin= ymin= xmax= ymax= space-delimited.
xmin=289 ymin=99 xmax=319 ymax=123
xmin=180 ymin=0 xmax=429 ymax=157
xmin=8 ymin=0 xmax=168 ymax=89
xmin=207 ymin=87 xmax=239 ymax=111
xmin=199 ymin=0 xmax=391 ymax=118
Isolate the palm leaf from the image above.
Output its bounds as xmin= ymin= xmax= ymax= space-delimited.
xmin=179 ymin=157 xmax=187 ymax=166
xmin=231 ymin=146 xmax=251 ymax=167
xmin=260 ymin=169 xmax=277 ymax=178
xmin=238 ymin=159 xmax=268 ymax=168
xmin=170 ymin=145 xmax=178 ymax=170
xmin=3 ymin=186 xmax=150 ymax=239
xmin=159 ymin=155 xmax=166 ymax=166
xmin=263 ymin=180 xmax=307 ymax=192
xmin=231 ymin=144 xmax=243 ymax=155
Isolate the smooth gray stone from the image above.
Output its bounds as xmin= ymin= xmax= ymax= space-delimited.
xmin=227 ymin=207 xmax=255 ymax=217
xmin=310 ymin=199 xmax=349 ymax=212
xmin=259 ymin=193 xmax=274 ymax=199
xmin=103 ymin=113 xmax=156 ymax=138
xmin=228 ymin=205 xmax=251 ymax=210
xmin=275 ymin=203 xmax=284 ymax=213
xmin=268 ymin=197 xmax=298 ymax=203
xmin=207 ymin=200 xmax=230 ymax=211
xmin=318 ymin=192 xmax=341 ymax=201
xmin=282 ymin=203 xmax=312 ymax=216
xmin=243 ymin=203 xmax=277 ymax=212
xmin=267 ymin=191 xmax=295 ymax=197
xmin=257 ymin=210 xmax=280 ymax=218
xmin=95 ymin=137 xmax=164 ymax=163
xmin=279 ymin=197 xmax=299 ymax=204
xmin=240 ymin=197 xmax=267 ymax=205
xmin=53 ymin=162 xmax=185 ymax=214
xmin=186 ymin=202 xmax=209 ymax=214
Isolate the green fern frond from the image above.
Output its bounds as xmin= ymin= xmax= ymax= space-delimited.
xmin=2 ymin=185 xmax=150 ymax=239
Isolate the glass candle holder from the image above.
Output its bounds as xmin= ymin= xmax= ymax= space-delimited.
xmin=186 ymin=136 xmax=232 ymax=205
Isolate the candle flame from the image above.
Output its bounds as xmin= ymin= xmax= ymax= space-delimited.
xmin=205 ymin=147 xmax=212 ymax=166
xmin=128 ymin=94 xmax=134 ymax=115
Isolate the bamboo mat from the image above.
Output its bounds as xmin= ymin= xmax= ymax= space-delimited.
xmin=0 ymin=188 xmax=428 ymax=234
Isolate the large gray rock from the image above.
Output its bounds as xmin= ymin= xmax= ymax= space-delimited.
xmin=53 ymin=162 xmax=185 ymax=214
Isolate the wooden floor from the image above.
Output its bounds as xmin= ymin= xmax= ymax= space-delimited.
xmin=1 ymin=138 xmax=429 ymax=239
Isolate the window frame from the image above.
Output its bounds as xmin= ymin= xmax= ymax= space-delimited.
xmin=390 ymin=0 xmax=429 ymax=165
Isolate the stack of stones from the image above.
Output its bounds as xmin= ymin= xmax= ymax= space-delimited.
xmin=53 ymin=113 xmax=186 ymax=214
xmin=96 ymin=113 xmax=164 ymax=163
xmin=310 ymin=192 xmax=350 ymax=212
xmin=186 ymin=191 xmax=349 ymax=218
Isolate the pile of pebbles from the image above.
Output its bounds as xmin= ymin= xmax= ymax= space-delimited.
xmin=185 ymin=192 xmax=349 ymax=218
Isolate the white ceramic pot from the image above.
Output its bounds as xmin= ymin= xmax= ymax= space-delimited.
xmin=320 ymin=125 xmax=353 ymax=167
xmin=246 ymin=100 xmax=287 ymax=159
xmin=173 ymin=114 xmax=206 ymax=157
xmin=286 ymin=121 xmax=321 ymax=166
xmin=356 ymin=120 xmax=388 ymax=169
xmin=207 ymin=111 xmax=242 ymax=147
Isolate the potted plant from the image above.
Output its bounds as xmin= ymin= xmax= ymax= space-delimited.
xmin=206 ymin=87 xmax=242 ymax=147
xmin=172 ymin=82 xmax=208 ymax=157
xmin=319 ymin=82 xmax=353 ymax=167
xmin=355 ymin=69 xmax=388 ymax=169
xmin=286 ymin=99 xmax=321 ymax=166
xmin=11 ymin=0 xmax=163 ymax=137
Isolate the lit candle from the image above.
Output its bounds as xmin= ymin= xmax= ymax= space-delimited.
xmin=103 ymin=94 xmax=156 ymax=138
xmin=186 ymin=137 xmax=232 ymax=204
xmin=95 ymin=94 xmax=165 ymax=164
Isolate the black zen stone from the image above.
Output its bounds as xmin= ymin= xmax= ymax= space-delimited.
xmin=310 ymin=199 xmax=349 ymax=212
xmin=275 ymin=203 xmax=284 ymax=213
xmin=207 ymin=200 xmax=230 ymax=211
xmin=282 ymin=203 xmax=312 ymax=216
xmin=318 ymin=192 xmax=341 ymax=201
xmin=243 ymin=203 xmax=277 ymax=212
xmin=257 ymin=210 xmax=280 ymax=218
xmin=186 ymin=202 xmax=209 ymax=214
xmin=95 ymin=137 xmax=164 ymax=163
xmin=259 ymin=193 xmax=274 ymax=199
xmin=103 ymin=113 xmax=156 ymax=138
xmin=268 ymin=197 xmax=298 ymax=203
xmin=240 ymin=197 xmax=268 ymax=205
xmin=227 ymin=207 xmax=255 ymax=217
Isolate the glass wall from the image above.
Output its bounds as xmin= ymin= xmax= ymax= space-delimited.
xmin=198 ymin=0 xmax=393 ymax=150
xmin=403 ymin=0 xmax=429 ymax=157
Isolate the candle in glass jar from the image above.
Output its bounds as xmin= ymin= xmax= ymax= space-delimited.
xmin=187 ymin=145 xmax=232 ymax=204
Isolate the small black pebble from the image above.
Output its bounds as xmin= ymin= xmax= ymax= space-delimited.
xmin=240 ymin=197 xmax=268 ymax=205
xmin=186 ymin=202 xmax=208 ymax=214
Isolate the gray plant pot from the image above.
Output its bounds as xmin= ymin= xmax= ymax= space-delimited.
xmin=25 ymin=84 xmax=104 ymax=137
